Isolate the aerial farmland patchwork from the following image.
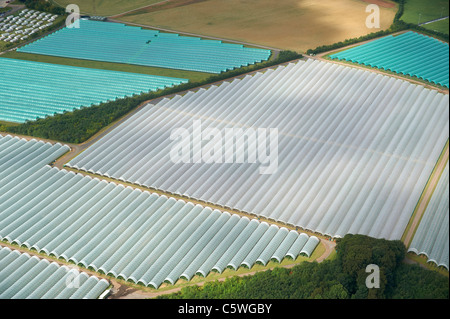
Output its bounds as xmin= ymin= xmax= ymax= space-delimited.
xmin=0 ymin=0 xmax=448 ymax=306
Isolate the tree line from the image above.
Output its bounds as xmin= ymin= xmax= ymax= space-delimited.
xmin=0 ymin=51 xmax=302 ymax=144
xmin=159 ymin=234 xmax=449 ymax=299
xmin=18 ymin=0 xmax=66 ymax=15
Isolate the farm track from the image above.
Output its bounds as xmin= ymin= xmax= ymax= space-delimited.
xmin=419 ymin=16 xmax=449 ymax=26
xmin=402 ymin=142 xmax=449 ymax=248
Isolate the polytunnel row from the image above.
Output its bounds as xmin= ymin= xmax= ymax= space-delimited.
xmin=18 ymin=19 xmax=272 ymax=74
xmin=408 ymin=161 xmax=449 ymax=270
xmin=0 ymin=246 xmax=109 ymax=299
xmin=329 ymin=31 xmax=449 ymax=88
xmin=0 ymin=57 xmax=188 ymax=123
xmin=0 ymin=135 xmax=319 ymax=289
xmin=67 ymin=59 xmax=449 ymax=241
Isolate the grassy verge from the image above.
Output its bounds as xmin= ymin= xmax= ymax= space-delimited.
xmin=0 ymin=120 xmax=20 ymax=127
xmin=422 ymin=18 xmax=449 ymax=35
xmin=401 ymin=141 xmax=449 ymax=246
xmin=406 ymin=253 xmax=449 ymax=277
xmin=402 ymin=0 xmax=449 ymax=26
xmin=1 ymin=51 xmax=212 ymax=82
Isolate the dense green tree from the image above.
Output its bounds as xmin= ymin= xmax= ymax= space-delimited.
xmin=18 ymin=0 xmax=66 ymax=15
xmin=159 ymin=235 xmax=448 ymax=300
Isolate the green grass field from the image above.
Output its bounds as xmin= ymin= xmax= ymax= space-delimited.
xmin=0 ymin=121 xmax=20 ymax=127
xmin=402 ymin=0 xmax=449 ymax=26
xmin=51 ymin=0 xmax=162 ymax=16
xmin=1 ymin=51 xmax=212 ymax=82
xmin=422 ymin=18 xmax=449 ymax=35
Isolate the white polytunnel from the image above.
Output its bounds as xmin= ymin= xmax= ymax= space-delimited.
xmin=66 ymin=59 xmax=449 ymax=241
xmin=286 ymin=233 xmax=310 ymax=260
xmin=0 ymin=246 xmax=109 ymax=299
xmin=408 ymin=162 xmax=449 ymax=270
xmin=300 ymin=236 xmax=320 ymax=257
xmin=241 ymin=224 xmax=279 ymax=268
xmin=270 ymin=230 xmax=300 ymax=263
xmin=255 ymin=227 xmax=290 ymax=266
xmin=0 ymin=135 xmax=318 ymax=289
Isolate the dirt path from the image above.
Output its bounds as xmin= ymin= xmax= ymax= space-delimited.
xmin=420 ymin=16 xmax=449 ymax=26
xmin=317 ymin=239 xmax=336 ymax=263
xmin=403 ymin=142 xmax=449 ymax=248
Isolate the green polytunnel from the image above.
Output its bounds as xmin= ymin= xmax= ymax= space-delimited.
xmin=329 ymin=32 xmax=449 ymax=88
xmin=0 ymin=57 xmax=188 ymax=123
xmin=18 ymin=19 xmax=271 ymax=74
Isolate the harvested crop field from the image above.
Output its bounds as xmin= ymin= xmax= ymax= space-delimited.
xmin=119 ymin=0 xmax=398 ymax=52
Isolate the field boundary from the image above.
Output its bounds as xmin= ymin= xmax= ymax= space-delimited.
xmin=313 ymin=31 xmax=449 ymax=94
xmin=402 ymin=141 xmax=449 ymax=248
xmin=108 ymin=18 xmax=282 ymax=51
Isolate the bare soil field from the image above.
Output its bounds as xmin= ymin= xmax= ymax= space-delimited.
xmin=118 ymin=0 xmax=398 ymax=52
